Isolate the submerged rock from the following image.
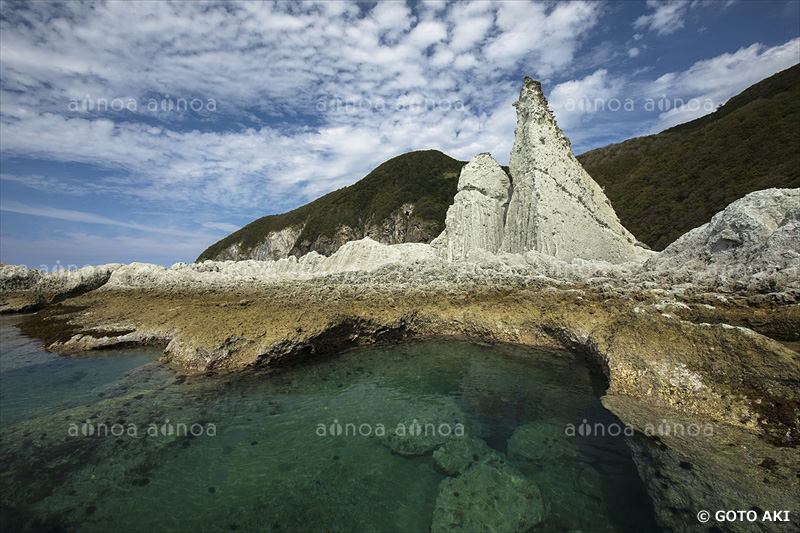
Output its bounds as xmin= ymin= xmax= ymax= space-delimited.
xmin=431 ymin=454 xmax=545 ymax=532
xmin=380 ymin=398 xmax=466 ymax=456
xmin=501 ymin=78 xmax=651 ymax=264
xmin=432 ymin=436 xmax=491 ymax=475
xmin=506 ymin=419 xmax=576 ymax=464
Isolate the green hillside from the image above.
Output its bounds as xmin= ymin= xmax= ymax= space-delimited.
xmin=197 ymin=150 xmax=466 ymax=261
xmin=577 ymin=63 xmax=800 ymax=250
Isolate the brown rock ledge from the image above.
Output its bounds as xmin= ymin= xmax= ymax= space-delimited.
xmin=17 ymin=280 xmax=800 ymax=446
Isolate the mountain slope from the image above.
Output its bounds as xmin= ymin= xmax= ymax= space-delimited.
xmin=577 ymin=63 xmax=800 ymax=250
xmin=197 ymin=150 xmax=466 ymax=261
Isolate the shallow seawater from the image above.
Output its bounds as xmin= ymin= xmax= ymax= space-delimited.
xmin=0 ymin=315 xmax=661 ymax=532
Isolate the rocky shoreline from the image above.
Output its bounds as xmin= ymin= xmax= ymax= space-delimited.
xmin=6 ymin=273 xmax=800 ymax=531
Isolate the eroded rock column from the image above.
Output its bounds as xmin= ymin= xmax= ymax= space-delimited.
xmin=501 ymin=77 xmax=650 ymax=264
xmin=433 ymin=153 xmax=511 ymax=260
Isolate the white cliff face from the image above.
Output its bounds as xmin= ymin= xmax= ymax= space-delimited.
xmin=432 ymin=153 xmax=511 ymax=260
xmin=501 ymin=77 xmax=651 ymax=264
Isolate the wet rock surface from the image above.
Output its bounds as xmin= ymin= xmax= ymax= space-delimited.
xmin=507 ymin=419 xmax=577 ymax=464
xmin=379 ymin=397 xmax=466 ymax=456
xmin=431 ymin=454 xmax=545 ymax=532
xmin=432 ymin=436 xmax=491 ymax=475
xmin=603 ymin=394 xmax=800 ymax=533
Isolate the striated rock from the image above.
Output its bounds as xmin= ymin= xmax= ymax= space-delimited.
xmin=431 ymin=454 xmax=545 ymax=532
xmin=316 ymin=238 xmax=435 ymax=275
xmin=432 ymin=153 xmax=511 ymax=260
xmin=643 ymin=188 xmax=800 ymax=292
xmin=501 ymin=77 xmax=651 ymax=264
xmin=101 ymin=238 xmax=436 ymax=291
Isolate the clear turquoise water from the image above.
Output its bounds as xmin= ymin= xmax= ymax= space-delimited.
xmin=0 ymin=314 xmax=660 ymax=532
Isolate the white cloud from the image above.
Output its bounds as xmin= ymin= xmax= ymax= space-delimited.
xmin=645 ymin=38 xmax=800 ymax=129
xmin=485 ymin=1 xmax=600 ymax=75
xmin=449 ymin=13 xmax=493 ymax=52
xmin=0 ymin=0 xmax=604 ymax=227
xmin=202 ymin=222 xmax=240 ymax=233
xmin=453 ymin=53 xmax=479 ymax=70
xmin=404 ymin=20 xmax=448 ymax=50
xmin=634 ymin=0 xmax=689 ymax=36
xmin=549 ymin=69 xmax=625 ymax=130
xmin=0 ymin=201 xmax=208 ymax=238
xmin=628 ymin=47 xmax=641 ymax=58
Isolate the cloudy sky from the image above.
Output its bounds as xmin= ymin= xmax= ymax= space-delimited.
xmin=1 ymin=0 xmax=798 ymax=268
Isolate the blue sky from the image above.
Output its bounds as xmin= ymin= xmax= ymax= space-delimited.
xmin=1 ymin=0 xmax=798 ymax=268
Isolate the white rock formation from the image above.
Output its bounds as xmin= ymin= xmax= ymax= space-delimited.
xmin=432 ymin=153 xmax=511 ymax=260
xmin=0 ymin=263 xmax=123 ymax=311
xmin=501 ymin=77 xmax=651 ymax=264
xmin=644 ymin=188 xmax=800 ymax=292
xmin=215 ymin=225 xmax=304 ymax=261
xmin=101 ymin=238 xmax=437 ymax=290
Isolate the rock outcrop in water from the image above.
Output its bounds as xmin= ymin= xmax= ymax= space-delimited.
xmin=431 ymin=153 xmax=511 ymax=260
xmin=431 ymin=454 xmax=545 ymax=532
xmin=502 ymin=78 xmax=651 ymax=264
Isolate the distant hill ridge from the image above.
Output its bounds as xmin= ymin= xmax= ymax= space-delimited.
xmin=197 ymin=150 xmax=466 ymax=261
xmin=577 ymin=63 xmax=800 ymax=250
xmin=198 ymin=64 xmax=799 ymax=261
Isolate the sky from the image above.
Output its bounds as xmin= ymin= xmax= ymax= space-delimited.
xmin=1 ymin=0 xmax=798 ymax=268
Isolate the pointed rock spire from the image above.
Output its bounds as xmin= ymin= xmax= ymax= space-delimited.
xmin=501 ymin=78 xmax=650 ymax=263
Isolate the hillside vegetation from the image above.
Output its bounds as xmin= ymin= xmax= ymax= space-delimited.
xmin=577 ymin=64 xmax=800 ymax=250
xmin=197 ymin=150 xmax=465 ymax=261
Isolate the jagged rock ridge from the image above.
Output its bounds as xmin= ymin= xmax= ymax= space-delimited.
xmin=434 ymin=78 xmax=650 ymax=265
xmin=644 ymin=188 xmax=800 ymax=291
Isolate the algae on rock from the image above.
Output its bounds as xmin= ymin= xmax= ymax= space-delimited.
xmin=431 ymin=454 xmax=546 ymax=532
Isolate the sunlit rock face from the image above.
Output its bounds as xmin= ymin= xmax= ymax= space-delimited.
xmin=501 ymin=78 xmax=651 ymax=264
xmin=432 ymin=153 xmax=511 ymax=260
xmin=643 ymin=188 xmax=800 ymax=291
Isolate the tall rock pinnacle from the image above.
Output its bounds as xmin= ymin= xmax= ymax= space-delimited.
xmin=501 ymin=77 xmax=650 ymax=263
